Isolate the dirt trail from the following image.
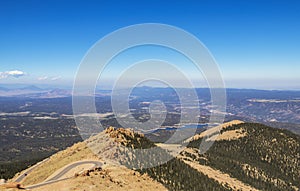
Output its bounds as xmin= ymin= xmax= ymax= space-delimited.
xmin=178 ymin=148 xmax=258 ymax=191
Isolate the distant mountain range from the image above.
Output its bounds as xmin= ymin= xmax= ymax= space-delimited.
xmin=0 ymin=85 xmax=113 ymax=98
xmin=0 ymin=85 xmax=45 ymax=91
xmin=18 ymin=85 xmax=43 ymax=91
xmin=0 ymin=85 xmax=71 ymax=98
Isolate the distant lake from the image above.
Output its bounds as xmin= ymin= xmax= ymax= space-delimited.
xmin=181 ymin=124 xmax=208 ymax=129
xmin=149 ymin=123 xmax=208 ymax=133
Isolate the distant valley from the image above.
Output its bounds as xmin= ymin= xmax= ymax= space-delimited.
xmin=0 ymin=86 xmax=300 ymax=188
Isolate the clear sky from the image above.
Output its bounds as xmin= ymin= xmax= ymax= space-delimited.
xmin=0 ymin=0 xmax=299 ymax=90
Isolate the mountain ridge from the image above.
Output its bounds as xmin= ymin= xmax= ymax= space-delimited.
xmin=3 ymin=121 xmax=300 ymax=191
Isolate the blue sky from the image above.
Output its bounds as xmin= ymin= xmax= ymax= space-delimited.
xmin=0 ymin=0 xmax=299 ymax=89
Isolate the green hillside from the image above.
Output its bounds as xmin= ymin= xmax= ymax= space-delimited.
xmin=188 ymin=123 xmax=300 ymax=191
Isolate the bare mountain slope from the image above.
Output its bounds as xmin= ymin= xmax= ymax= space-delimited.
xmin=3 ymin=121 xmax=299 ymax=191
xmin=4 ymin=128 xmax=166 ymax=191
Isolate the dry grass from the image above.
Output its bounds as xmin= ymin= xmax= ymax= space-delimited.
xmin=206 ymin=128 xmax=247 ymax=141
xmin=185 ymin=120 xmax=244 ymax=143
xmin=23 ymin=164 xmax=166 ymax=191
xmin=6 ymin=122 xmax=255 ymax=190
xmin=8 ymin=129 xmax=166 ymax=190
xmin=178 ymin=148 xmax=258 ymax=191
xmin=181 ymin=159 xmax=258 ymax=191
xmin=155 ymin=143 xmax=183 ymax=156
xmin=18 ymin=141 xmax=99 ymax=186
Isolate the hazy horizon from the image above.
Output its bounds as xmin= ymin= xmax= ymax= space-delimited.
xmin=1 ymin=82 xmax=300 ymax=92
